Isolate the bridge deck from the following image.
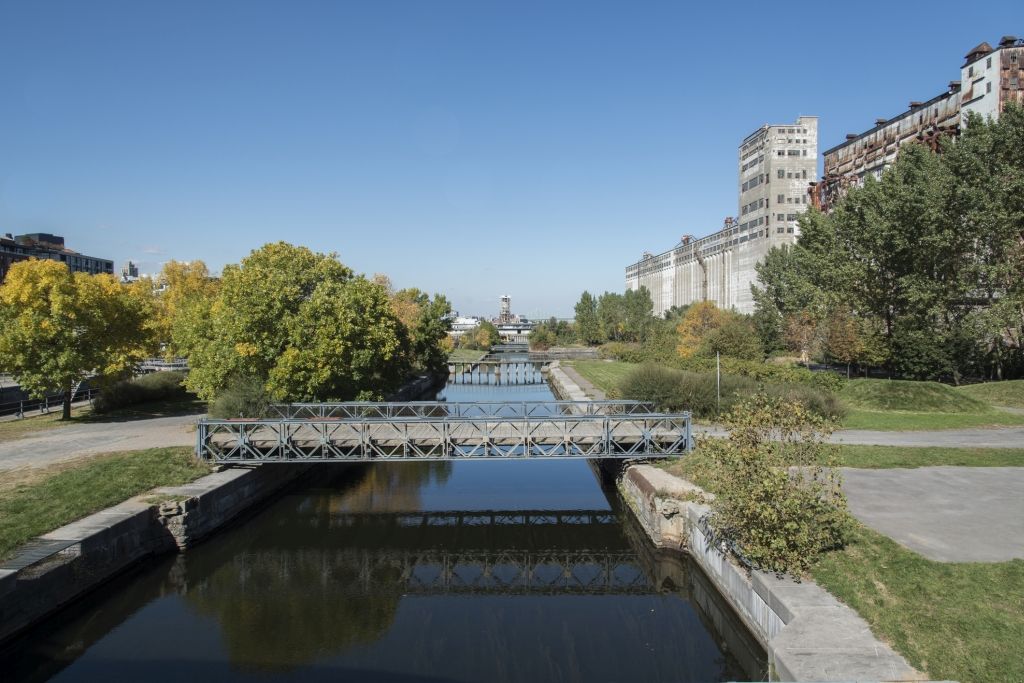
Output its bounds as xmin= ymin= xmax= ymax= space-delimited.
xmin=197 ymin=409 xmax=691 ymax=463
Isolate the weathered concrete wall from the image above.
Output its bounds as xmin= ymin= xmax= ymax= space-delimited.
xmin=619 ymin=465 xmax=927 ymax=682
xmin=0 ymin=464 xmax=310 ymax=644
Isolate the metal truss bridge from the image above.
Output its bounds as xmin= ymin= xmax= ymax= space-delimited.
xmin=196 ymin=401 xmax=692 ymax=463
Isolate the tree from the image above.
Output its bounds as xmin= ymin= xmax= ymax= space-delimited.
xmin=574 ymin=291 xmax=602 ymax=345
xmin=597 ymin=292 xmax=626 ymax=342
xmin=700 ymin=316 xmax=762 ymax=361
xmin=0 ymin=260 xmax=154 ymax=418
xmin=784 ymin=310 xmax=820 ymax=366
xmin=184 ymin=242 xmax=402 ymax=401
xmin=154 ymin=260 xmax=219 ymax=358
xmin=623 ymin=287 xmax=655 ymax=343
xmin=676 ymin=301 xmax=724 ymax=358
xmin=823 ymin=305 xmax=863 ymax=377
xmin=267 ymin=278 xmax=410 ymax=401
xmin=474 ymin=321 xmax=501 ymax=349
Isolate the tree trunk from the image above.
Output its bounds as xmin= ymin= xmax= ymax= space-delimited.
xmin=62 ymin=389 xmax=72 ymax=420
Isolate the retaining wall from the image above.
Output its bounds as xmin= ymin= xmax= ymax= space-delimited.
xmin=619 ymin=465 xmax=928 ymax=682
xmin=0 ymin=464 xmax=310 ymax=644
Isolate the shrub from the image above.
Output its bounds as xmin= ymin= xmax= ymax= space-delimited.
xmin=94 ymin=371 xmax=189 ymax=413
xmin=763 ymin=383 xmax=847 ymax=420
xmin=689 ymin=395 xmax=852 ymax=575
xmin=599 ymin=341 xmax=646 ymax=363
xmin=209 ymin=375 xmax=270 ymax=418
xmin=618 ymin=364 xmax=757 ymax=418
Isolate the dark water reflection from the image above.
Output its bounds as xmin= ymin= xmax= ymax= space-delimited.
xmin=2 ymin=378 xmax=766 ymax=682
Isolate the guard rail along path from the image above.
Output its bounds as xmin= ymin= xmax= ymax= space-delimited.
xmin=196 ymin=401 xmax=692 ymax=463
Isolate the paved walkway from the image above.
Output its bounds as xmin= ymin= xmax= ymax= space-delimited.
xmin=841 ymin=466 xmax=1024 ymax=562
xmin=0 ymin=414 xmax=197 ymax=471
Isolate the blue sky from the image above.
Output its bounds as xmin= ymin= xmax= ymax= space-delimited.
xmin=1 ymin=1 xmax=1020 ymax=317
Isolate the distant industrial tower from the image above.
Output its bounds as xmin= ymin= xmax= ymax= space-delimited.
xmin=498 ymin=295 xmax=513 ymax=324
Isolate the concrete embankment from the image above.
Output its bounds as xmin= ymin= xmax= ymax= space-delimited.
xmin=549 ymin=366 xmax=931 ymax=682
xmin=0 ymin=464 xmax=311 ymax=644
xmin=1 ymin=373 xmax=443 ymax=646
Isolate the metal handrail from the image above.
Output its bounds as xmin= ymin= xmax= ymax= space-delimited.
xmin=265 ymin=400 xmax=657 ymax=419
xmin=197 ymin=410 xmax=693 ymax=462
xmin=0 ymin=387 xmax=100 ymax=419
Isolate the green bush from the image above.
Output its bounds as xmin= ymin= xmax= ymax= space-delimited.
xmin=763 ymin=382 xmax=847 ymax=420
xmin=689 ymin=395 xmax=852 ymax=575
xmin=599 ymin=341 xmax=646 ymax=363
xmin=618 ymin=364 xmax=757 ymax=418
xmin=94 ymin=371 xmax=189 ymax=413
xmin=210 ymin=375 xmax=271 ymax=418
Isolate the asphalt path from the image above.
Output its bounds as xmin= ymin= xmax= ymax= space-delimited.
xmin=0 ymin=414 xmax=197 ymax=471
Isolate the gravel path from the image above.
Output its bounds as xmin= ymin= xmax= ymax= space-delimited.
xmin=0 ymin=415 xmax=197 ymax=471
xmin=841 ymin=466 xmax=1024 ymax=562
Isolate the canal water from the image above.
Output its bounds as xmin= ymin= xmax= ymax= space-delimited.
xmin=2 ymin=366 xmax=767 ymax=682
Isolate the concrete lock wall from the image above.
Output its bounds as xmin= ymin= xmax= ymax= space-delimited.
xmin=618 ymin=465 xmax=930 ymax=682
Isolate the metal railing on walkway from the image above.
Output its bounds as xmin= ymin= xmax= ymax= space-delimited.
xmin=0 ymin=387 xmax=99 ymax=419
xmin=266 ymin=400 xmax=655 ymax=419
xmin=196 ymin=407 xmax=692 ymax=463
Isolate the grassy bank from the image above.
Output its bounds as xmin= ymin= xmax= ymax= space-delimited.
xmin=958 ymin=379 xmax=1024 ymax=409
xmin=811 ymin=525 xmax=1024 ymax=683
xmin=0 ymin=447 xmax=211 ymax=559
xmin=842 ymin=408 xmax=1024 ymax=430
xmin=567 ymin=360 xmax=636 ymax=393
xmin=448 ymin=348 xmax=489 ymax=362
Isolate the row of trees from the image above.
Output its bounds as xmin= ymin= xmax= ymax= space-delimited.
xmin=754 ymin=106 xmax=1024 ymax=381
xmin=0 ymin=242 xmax=452 ymax=417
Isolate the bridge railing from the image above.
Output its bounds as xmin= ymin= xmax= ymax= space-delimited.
xmin=266 ymin=400 xmax=656 ymax=419
xmin=196 ymin=411 xmax=692 ymax=463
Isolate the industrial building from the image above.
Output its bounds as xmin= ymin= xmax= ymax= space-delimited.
xmin=626 ymin=116 xmax=818 ymax=316
xmin=0 ymin=233 xmax=114 ymax=283
xmin=813 ymin=36 xmax=1024 ymax=210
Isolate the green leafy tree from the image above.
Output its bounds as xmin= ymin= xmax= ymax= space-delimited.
xmin=574 ymin=291 xmax=603 ymax=345
xmin=185 ymin=242 xmax=417 ymax=401
xmin=267 ymin=278 xmax=410 ymax=401
xmin=597 ymin=292 xmax=626 ymax=342
xmin=0 ymin=260 xmax=154 ymax=418
xmin=700 ymin=315 xmax=762 ymax=360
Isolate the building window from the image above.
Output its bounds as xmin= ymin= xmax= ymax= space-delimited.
xmin=777 ymin=194 xmax=784 ymax=203
xmin=787 ymin=227 xmax=794 ymax=233
xmin=969 ymin=65 xmax=974 ymax=77
xmin=777 ymin=169 xmax=784 ymax=179
xmin=802 ymin=170 xmax=807 ymax=179
xmin=987 ymin=56 xmax=992 ymax=69
xmin=777 ymin=213 xmax=784 ymax=221
xmin=987 ymin=81 xmax=992 ymax=94
xmin=777 ymin=227 xmax=784 ymax=234
xmin=802 ymin=149 xmax=808 ymax=156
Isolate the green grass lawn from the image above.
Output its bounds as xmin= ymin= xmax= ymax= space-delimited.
xmin=958 ymin=379 xmax=1024 ymax=409
xmin=448 ymin=348 xmax=488 ymax=362
xmin=840 ymin=378 xmax=990 ymax=412
xmin=567 ymin=360 xmax=636 ymax=393
xmin=811 ymin=525 xmax=1024 ymax=683
xmin=841 ymin=407 xmax=1024 ymax=431
xmin=834 ymin=444 xmax=1024 ymax=468
xmin=0 ymin=447 xmax=211 ymax=560
xmin=0 ymin=397 xmax=206 ymax=443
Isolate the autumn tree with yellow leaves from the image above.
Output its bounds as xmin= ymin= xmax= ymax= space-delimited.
xmin=0 ymin=259 xmax=155 ymax=419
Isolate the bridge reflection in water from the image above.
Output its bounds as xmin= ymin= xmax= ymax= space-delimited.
xmin=316 ymin=509 xmax=648 ymax=595
xmin=2 ymin=463 xmax=766 ymax=683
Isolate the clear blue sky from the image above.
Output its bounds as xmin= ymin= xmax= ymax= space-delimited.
xmin=1 ymin=2 xmax=1020 ymax=318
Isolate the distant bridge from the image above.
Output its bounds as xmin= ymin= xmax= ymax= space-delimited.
xmin=196 ymin=401 xmax=691 ymax=463
xmin=447 ymin=360 xmax=547 ymax=385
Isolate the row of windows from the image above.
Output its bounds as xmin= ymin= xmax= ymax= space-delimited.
xmin=777 ymin=127 xmax=808 ymax=134
xmin=741 ymin=155 xmax=764 ymax=172
xmin=775 ymin=213 xmax=801 ymax=222
xmin=777 ymin=194 xmax=808 ymax=205
xmin=741 ymin=174 xmax=764 ymax=192
xmin=741 ymin=198 xmax=765 ymax=215
xmin=777 ymin=169 xmax=809 ymax=179
xmin=781 ymin=149 xmax=808 ymax=157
